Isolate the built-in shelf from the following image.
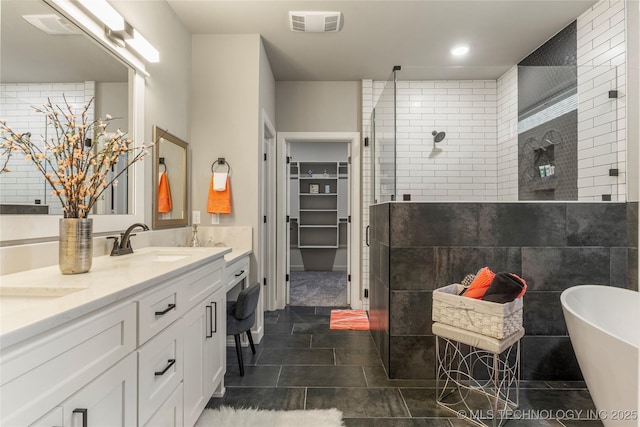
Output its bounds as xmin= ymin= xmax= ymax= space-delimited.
xmin=294 ymin=161 xmax=343 ymax=248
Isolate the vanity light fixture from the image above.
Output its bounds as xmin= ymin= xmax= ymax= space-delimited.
xmin=450 ymin=44 xmax=469 ymax=57
xmin=77 ymin=0 xmax=159 ymax=63
xmin=77 ymin=0 xmax=125 ymax=31
xmin=125 ymin=29 xmax=160 ymax=63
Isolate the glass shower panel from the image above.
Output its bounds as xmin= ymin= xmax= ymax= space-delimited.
xmin=371 ymin=70 xmax=396 ymax=203
xmin=517 ymin=64 xmax=620 ymax=201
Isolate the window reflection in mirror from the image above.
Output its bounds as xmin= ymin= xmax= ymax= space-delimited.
xmin=152 ymin=126 xmax=189 ymax=229
xmin=0 ymin=0 xmax=131 ymax=215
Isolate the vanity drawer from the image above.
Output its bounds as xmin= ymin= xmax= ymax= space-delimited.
xmin=225 ymin=256 xmax=250 ymax=291
xmin=138 ymin=280 xmax=183 ymax=345
xmin=138 ymin=318 xmax=183 ymax=426
xmin=183 ymin=259 xmax=224 ymax=309
xmin=0 ymin=301 xmax=136 ymax=427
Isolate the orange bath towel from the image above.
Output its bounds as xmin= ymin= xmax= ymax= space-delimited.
xmin=207 ymin=175 xmax=231 ymax=214
xmin=158 ymin=172 xmax=172 ymax=213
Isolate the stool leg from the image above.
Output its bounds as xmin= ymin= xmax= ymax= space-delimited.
xmin=493 ymin=352 xmax=499 ymax=427
xmin=234 ymin=334 xmax=244 ymax=376
xmin=246 ymin=330 xmax=256 ymax=354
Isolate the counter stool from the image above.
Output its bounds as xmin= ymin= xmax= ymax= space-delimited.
xmin=433 ymin=322 xmax=524 ymax=427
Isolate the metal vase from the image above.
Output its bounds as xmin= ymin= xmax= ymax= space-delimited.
xmin=59 ymin=218 xmax=93 ymax=275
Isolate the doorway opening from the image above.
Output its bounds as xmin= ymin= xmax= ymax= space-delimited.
xmin=275 ymin=132 xmax=361 ymax=311
xmin=288 ymin=142 xmax=349 ymax=307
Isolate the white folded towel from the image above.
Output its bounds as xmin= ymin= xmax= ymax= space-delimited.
xmin=213 ymin=172 xmax=227 ymax=191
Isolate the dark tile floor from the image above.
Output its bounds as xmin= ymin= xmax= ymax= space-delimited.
xmin=206 ymin=306 xmax=603 ymax=427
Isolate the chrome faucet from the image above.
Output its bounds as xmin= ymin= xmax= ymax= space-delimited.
xmin=108 ymin=223 xmax=149 ymax=256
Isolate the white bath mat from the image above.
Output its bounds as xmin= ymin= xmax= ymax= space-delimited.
xmin=196 ymin=406 xmax=345 ymax=427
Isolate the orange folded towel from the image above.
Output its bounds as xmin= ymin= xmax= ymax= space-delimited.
xmin=463 ymin=266 xmax=496 ymax=299
xmin=207 ymin=175 xmax=231 ymax=214
xmin=158 ymin=172 xmax=172 ymax=213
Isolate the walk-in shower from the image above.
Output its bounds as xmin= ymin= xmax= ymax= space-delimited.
xmin=369 ymin=63 xmax=622 ymax=203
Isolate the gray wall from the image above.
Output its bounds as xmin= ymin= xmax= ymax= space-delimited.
xmin=191 ymin=34 xmax=276 ymax=285
xmin=109 ymin=1 xmax=192 ymax=227
xmin=276 ymin=81 xmax=361 ymax=132
xmin=370 ymin=201 xmax=637 ymax=380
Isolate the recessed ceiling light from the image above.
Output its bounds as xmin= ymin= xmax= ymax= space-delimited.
xmin=451 ymin=45 xmax=469 ymax=57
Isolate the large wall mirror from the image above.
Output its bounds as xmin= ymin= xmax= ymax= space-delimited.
xmin=152 ymin=126 xmax=189 ymax=229
xmin=0 ymin=0 xmax=146 ymax=242
xmin=0 ymin=0 xmax=131 ymax=215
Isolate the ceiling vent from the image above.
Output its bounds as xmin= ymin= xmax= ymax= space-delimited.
xmin=23 ymin=14 xmax=81 ymax=35
xmin=289 ymin=11 xmax=342 ymax=33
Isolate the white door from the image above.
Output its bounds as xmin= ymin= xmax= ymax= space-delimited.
xmin=182 ymin=298 xmax=210 ymax=427
xmin=143 ymin=383 xmax=183 ymax=427
xmin=285 ymin=142 xmax=292 ymax=305
xmin=204 ymin=287 xmax=226 ymax=398
xmin=183 ymin=287 xmax=225 ymax=427
xmin=261 ymin=121 xmax=276 ymax=319
xmin=61 ymin=353 xmax=137 ymax=427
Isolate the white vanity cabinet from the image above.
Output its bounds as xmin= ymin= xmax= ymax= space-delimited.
xmin=0 ymin=248 xmax=230 ymax=427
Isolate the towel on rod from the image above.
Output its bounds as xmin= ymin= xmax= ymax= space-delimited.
xmin=207 ymin=175 xmax=231 ymax=214
xmin=158 ymin=171 xmax=172 ymax=213
xmin=213 ymin=172 xmax=227 ymax=191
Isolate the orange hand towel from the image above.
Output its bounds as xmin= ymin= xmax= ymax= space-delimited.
xmin=463 ymin=266 xmax=496 ymax=299
xmin=207 ymin=175 xmax=231 ymax=214
xmin=158 ymin=172 xmax=172 ymax=213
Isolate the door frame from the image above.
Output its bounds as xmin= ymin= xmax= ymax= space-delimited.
xmin=274 ymin=132 xmax=361 ymax=310
xmin=260 ymin=110 xmax=276 ymax=322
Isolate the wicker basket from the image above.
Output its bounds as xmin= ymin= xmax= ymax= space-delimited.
xmin=432 ymin=284 xmax=523 ymax=339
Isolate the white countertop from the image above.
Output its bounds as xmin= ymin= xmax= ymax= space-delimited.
xmin=224 ymin=248 xmax=252 ymax=267
xmin=0 ymin=246 xmax=232 ymax=350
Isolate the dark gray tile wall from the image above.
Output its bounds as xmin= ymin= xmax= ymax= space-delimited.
xmin=369 ymin=203 xmax=390 ymax=374
xmin=370 ymin=201 xmax=637 ymax=380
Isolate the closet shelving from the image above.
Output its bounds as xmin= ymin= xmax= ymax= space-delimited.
xmin=290 ymin=161 xmax=348 ymax=249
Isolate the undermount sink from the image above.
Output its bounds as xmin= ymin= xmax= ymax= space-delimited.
xmin=0 ymin=286 xmax=87 ymax=314
xmin=0 ymin=286 xmax=86 ymax=298
xmin=151 ymin=254 xmax=190 ymax=263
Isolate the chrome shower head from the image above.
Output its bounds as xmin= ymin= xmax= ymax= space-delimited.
xmin=432 ymin=130 xmax=446 ymax=143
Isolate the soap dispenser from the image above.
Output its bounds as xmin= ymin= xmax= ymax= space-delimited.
xmin=191 ymin=224 xmax=200 ymax=247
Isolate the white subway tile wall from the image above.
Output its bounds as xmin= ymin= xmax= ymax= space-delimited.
xmin=577 ymin=0 xmax=626 ymax=200
xmin=0 ymin=82 xmax=95 ymax=215
xmin=374 ymin=79 xmax=500 ymax=201
xmin=497 ymin=66 xmax=519 ymax=200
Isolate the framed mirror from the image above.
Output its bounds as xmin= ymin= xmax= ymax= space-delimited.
xmin=152 ymin=126 xmax=189 ymax=229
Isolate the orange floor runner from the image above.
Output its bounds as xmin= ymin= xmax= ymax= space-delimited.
xmin=330 ymin=309 xmax=370 ymax=330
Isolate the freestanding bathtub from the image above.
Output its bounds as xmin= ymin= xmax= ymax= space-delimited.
xmin=561 ymin=285 xmax=639 ymax=427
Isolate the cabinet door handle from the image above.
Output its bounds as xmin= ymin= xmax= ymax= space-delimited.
xmin=73 ymin=408 xmax=87 ymax=427
xmin=154 ymin=303 xmax=176 ymax=316
xmin=366 ymin=225 xmax=370 ymax=247
xmin=205 ymin=305 xmax=213 ymax=339
xmin=154 ymin=359 xmax=176 ymax=376
xmin=211 ymin=301 xmax=217 ymax=333
xmin=234 ymin=270 xmax=245 ymax=277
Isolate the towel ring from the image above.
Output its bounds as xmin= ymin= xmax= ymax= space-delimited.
xmin=211 ymin=157 xmax=231 ymax=175
xmin=159 ymin=157 xmax=167 ymax=173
